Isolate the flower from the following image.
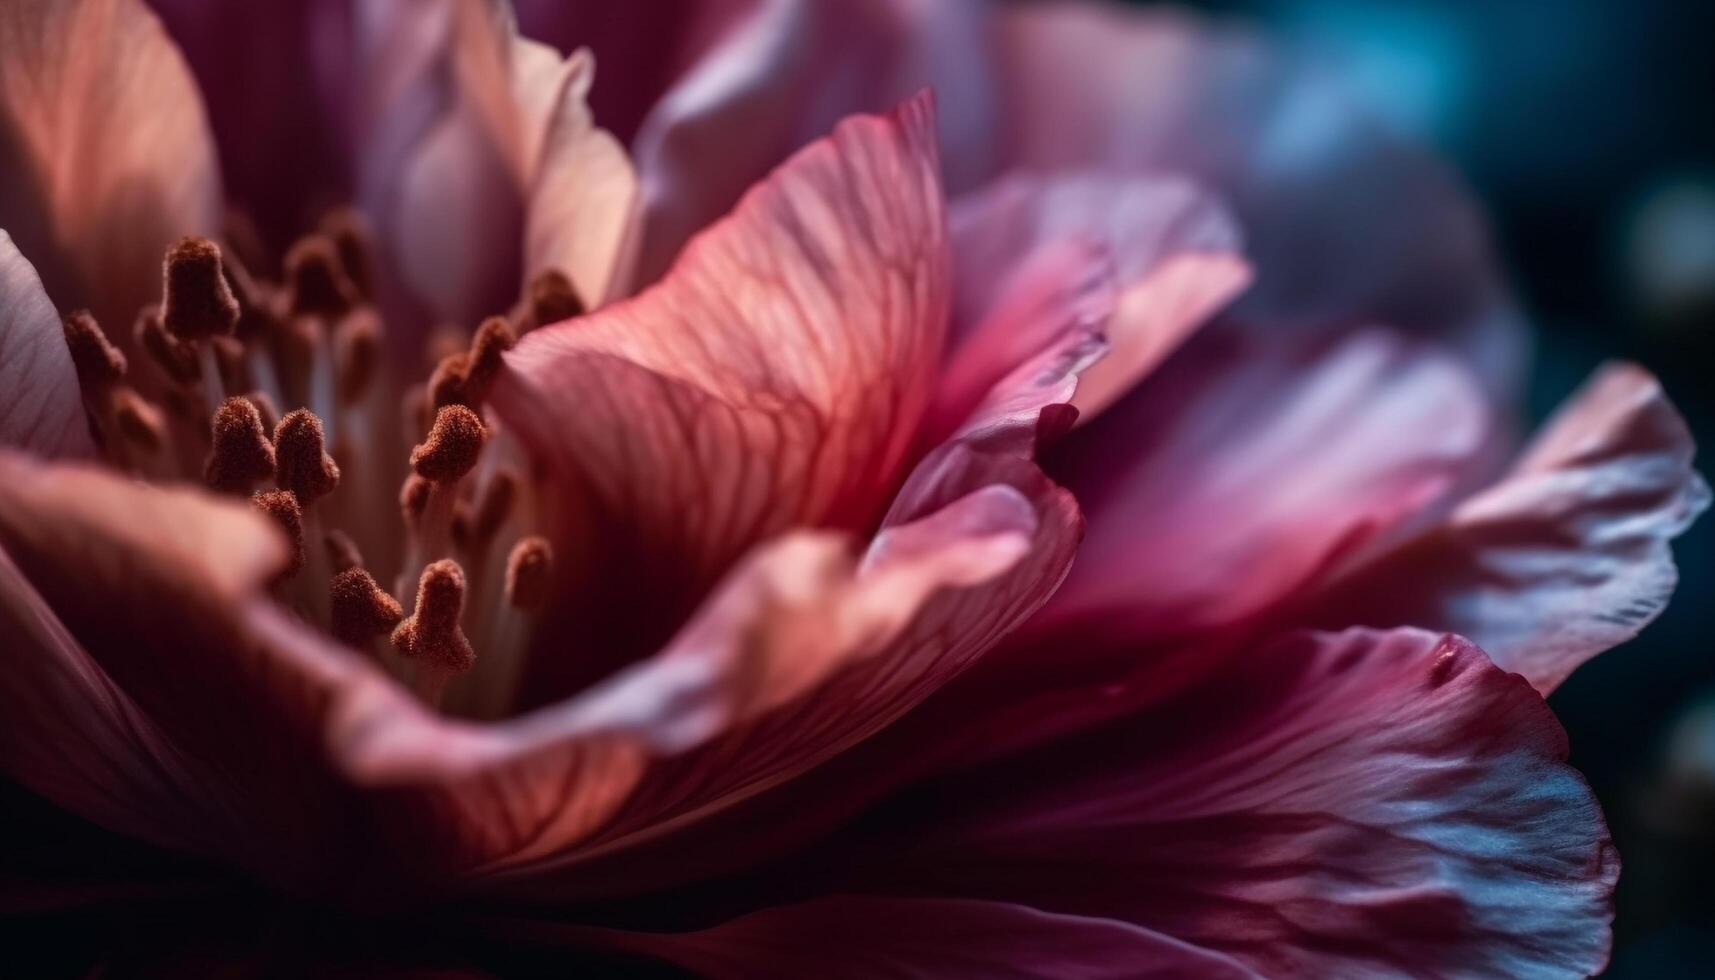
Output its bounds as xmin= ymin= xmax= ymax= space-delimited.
xmin=0 ymin=0 xmax=1705 ymax=976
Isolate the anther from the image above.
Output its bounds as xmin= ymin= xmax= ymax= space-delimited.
xmin=325 ymin=529 xmax=364 ymax=573
xmin=243 ymin=390 xmax=280 ymax=433
xmin=462 ymin=317 xmax=515 ymax=403
xmin=111 ymin=389 xmax=166 ymax=454
xmin=392 ymin=559 xmax=475 ymax=672
xmin=320 ymin=209 xmax=375 ymax=301
xmin=411 ymin=405 xmax=487 ymax=483
xmin=273 ymin=409 xmax=340 ymax=505
xmin=428 ymin=351 xmax=471 ymax=411
xmin=334 ymin=308 xmax=381 ymax=405
xmin=330 ymin=567 xmax=403 ymax=651
xmin=222 ymin=254 xmax=279 ymax=342
xmin=61 ymin=311 xmax=126 ymax=393
xmin=399 ymin=474 xmax=432 ymax=529
xmin=521 ymin=268 xmax=584 ymax=332
xmin=161 ymin=237 xmax=240 ymax=341
xmin=251 ymin=489 xmax=305 ymax=581
xmin=135 ymin=307 xmax=201 ymax=386
xmin=284 ymin=235 xmax=359 ymax=319
xmin=504 ymin=536 xmax=555 ymax=611
xmin=205 ymin=396 xmax=276 ymax=494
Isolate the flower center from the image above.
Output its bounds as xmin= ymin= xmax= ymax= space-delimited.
xmin=59 ymin=215 xmax=574 ymax=715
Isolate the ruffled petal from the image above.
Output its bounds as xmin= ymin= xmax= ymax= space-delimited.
xmin=1304 ymin=364 xmax=1708 ymax=693
xmin=550 ymin=896 xmax=1262 ymax=979
xmin=0 ymin=232 xmax=95 ymax=458
xmin=0 ymin=0 xmax=221 ymax=338
xmin=628 ymin=0 xmax=992 ymax=285
xmin=512 ymin=43 xmax=641 ymax=306
xmin=866 ymin=628 xmax=1616 ymax=979
xmin=985 ymin=3 xmax=1527 ymax=395
xmin=491 ymin=93 xmax=948 ymax=694
xmin=1034 ymin=328 xmax=1493 ymax=645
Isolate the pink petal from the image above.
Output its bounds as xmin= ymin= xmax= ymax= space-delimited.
xmin=0 ymin=0 xmax=222 ymax=340
xmin=0 ymin=233 xmax=95 ymax=458
xmin=985 ymin=3 xmax=1527 ymax=395
xmin=628 ymin=0 xmax=992 ymax=285
xmin=1033 ymin=328 xmax=1493 ymax=644
xmin=871 ymin=628 xmax=1616 ymax=978
xmin=513 ymin=43 xmax=641 ymax=306
xmin=935 ymin=172 xmax=1251 ymax=433
xmin=491 ymin=94 xmax=948 ymax=697
xmin=549 ymin=896 xmax=1261 ymax=979
xmin=1304 ymin=364 xmax=1708 ymax=693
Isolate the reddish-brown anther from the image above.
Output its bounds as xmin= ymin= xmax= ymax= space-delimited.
xmin=320 ymin=209 xmax=375 ymax=300
xmin=273 ymin=409 xmax=340 ymax=504
xmin=61 ymin=311 xmax=126 ymax=392
xmin=521 ymin=268 xmax=584 ymax=332
xmin=251 ymin=489 xmax=305 ymax=580
xmin=135 ymin=307 xmax=201 ymax=385
xmin=428 ymin=351 xmax=471 ymax=410
xmin=330 ymin=567 xmax=403 ymax=650
xmin=205 ymin=396 xmax=276 ymax=494
xmin=411 ymin=405 xmax=486 ymax=483
xmin=284 ymin=235 xmax=359 ymax=318
xmin=161 ymin=237 xmax=239 ymax=341
xmin=111 ymin=389 xmax=166 ymax=454
xmin=504 ymin=535 xmax=555 ymax=611
xmin=334 ymin=308 xmax=382 ymax=405
xmin=222 ymin=253 xmax=280 ymax=342
xmin=325 ymin=529 xmax=364 ymax=573
xmin=391 ymin=559 xmax=474 ymax=671
xmin=462 ymin=317 xmax=515 ymax=403
xmin=399 ymin=473 xmax=432 ymax=529
xmin=243 ymin=390 xmax=280 ymax=433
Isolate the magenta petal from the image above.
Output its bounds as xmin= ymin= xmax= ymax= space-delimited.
xmin=878 ymin=628 xmax=1616 ymax=978
xmin=1305 ymin=363 xmax=1708 ymax=692
xmin=0 ymin=234 xmax=96 ymax=458
xmin=566 ymin=896 xmax=1261 ymax=979
xmin=1035 ymin=329 xmax=1493 ymax=645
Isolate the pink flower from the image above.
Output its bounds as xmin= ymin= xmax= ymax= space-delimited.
xmin=0 ymin=0 xmax=1704 ymax=975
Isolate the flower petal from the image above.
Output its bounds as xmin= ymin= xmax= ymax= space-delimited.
xmin=1304 ymin=364 xmax=1708 ymax=693
xmin=869 ymin=628 xmax=1616 ymax=978
xmin=0 ymin=0 xmax=221 ymax=338
xmin=491 ymin=93 xmax=948 ymax=694
xmin=986 ymin=3 xmax=1527 ymax=394
xmin=628 ymin=0 xmax=992 ymax=285
xmin=0 ymin=232 xmax=95 ymax=458
xmin=551 ymin=896 xmax=1262 ymax=979
xmin=1033 ymin=328 xmax=1493 ymax=645
xmin=513 ymin=43 xmax=641 ymax=306
xmin=936 ymin=172 xmax=1250 ymax=430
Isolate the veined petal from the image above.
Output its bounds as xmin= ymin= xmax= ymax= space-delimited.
xmin=869 ymin=628 xmax=1616 ymax=978
xmin=1304 ymin=364 xmax=1708 ymax=693
xmin=0 ymin=232 xmax=95 ymax=458
xmin=491 ymin=94 xmax=948 ymax=697
xmin=513 ymin=43 xmax=641 ymax=307
xmin=537 ymin=896 xmax=1262 ymax=979
xmin=0 ymin=0 xmax=221 ymax=340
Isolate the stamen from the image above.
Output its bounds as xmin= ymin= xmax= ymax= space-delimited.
xmin=325 ymin=529 xmax=364 ymax=573
xmin=334 ymin=308 xmax=382 ymax=405
xmin=284 ymin=235 xmax=359 ymax=318
xmin=399 ymin=474 xmax=432 ymax=530
xmin=319 ymin=209 xmax=375 ymax=301
xmin=504 ymin=536 xmax=554 ymax=610
xmin=520 ymin=268 xmax=584 ymax=333
xmin=411 ymin=405 xmax=487 ymax=484
xmin=273 ymin=409 xmax=340 ymax=505
xmin=251 ymin=489 xmax=305 ymax=582
xmin=213 ymin=336 xmax=251 ymax=392
xmin=428 ymin=351 xmax=471 ymax=411
xmin=392 ymin=559 xmax=475 ymax=704
xmin=222 ymin=253 xmax=280 ymax=344
xmin=161 ymin=237 xmax=239 ymax=341
xmin=426 ymin=324 xmax=470 ymax=368
xmin=135 ymin=307 xmax=201 ymax=386
xmin=452 ymin=471 xmax=516 ymax=552
xmin=243 ymin=390 xmax=280 ymax=433
xmin=111 ymin=389 xmax=167 ymax=455
xmin=205 ymin=396 xmax=276 ymax=494
xmin=278 ymin=316 xmax=322 ymax=405
xmin=330 ymin=567 xmax=403 ymax=651
xmin=462 ymin=316 xmax=515 ymax=404
xmin=61 ymin=311 xmax=126 ymax=392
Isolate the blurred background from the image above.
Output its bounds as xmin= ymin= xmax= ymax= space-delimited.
xmin=1175 ymin=0 xmax=1715 ymax=973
